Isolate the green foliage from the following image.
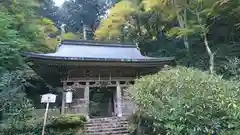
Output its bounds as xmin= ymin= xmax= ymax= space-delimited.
xmin=59 ymin=0 xmax=107 ymax=33
xmin=43 ymin=115 xmax=86 ymax=135
xmin=0 ymin=71 xmax=37 ymax=134
xmin=130 ymin=66 xmax=240 ymax=135
xmin=95 ymin=0 xmax=135 ymax=40
xmin=63 ymin=32 xmax=83 ymax=40
xmin=95 ymin=0 xmax=171 ymax=42
xmin=128 ymin=111 xmax=166 ymax=135
xmin=166 ymin=27 xmax=196 ymax=39
xmin=95 ymin=0 xmax=240 ymax=73
xmin=50 ymin=115 xmax=86 ymax=128
xmin=0 ymin=0 xmax=58 ymax=73
xmin=0 ymin=11 xmax=27 ymax=72
xmin=38 ymin=0 xmax=61 ymax=27
xmin=0 ymin=1 xmax=60 ymax=134
xmin=222 ymin=57 xmax=240 ymax=81
xmin=2 ymin=115 xmax=86 ymax=135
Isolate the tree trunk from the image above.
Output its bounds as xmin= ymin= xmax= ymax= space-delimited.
xmin=183 ymin=7 xmax=190 ymax=50
xmin=135 ymin=15 xmax=142 ymax=37
xmin=183 ymin=7 xmax=190 ymax=52
xmin=203 ymin=32 xmax=214 ymax=74
xmin=175 ymin=7 xmax=191 ymax=65
xmin=174 ymin=0 xmax=190 ymax=52
xmin=195 ymin=11 xmax=214 ymax=74
xmin=184 ymin=33 xmax=191 ymax=65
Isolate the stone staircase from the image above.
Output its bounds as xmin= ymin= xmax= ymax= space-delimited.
xmin=83 ymin=117 xmax=129 ymax=135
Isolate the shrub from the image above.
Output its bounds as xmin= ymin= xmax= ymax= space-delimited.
xmin=222 ymin=57 xmax=240 ymax=81
xmin=50 ymin=115 xmax=86 ymax=129
xmin=130 ymin=66 xmax=240 ymax=135
xmin=128 ymin=110 xmax=166 ymax=135
xmin=2 ymin=115 xmax=86 ymax=135
xmin=0 ymin=71 xmax=38 ymax=135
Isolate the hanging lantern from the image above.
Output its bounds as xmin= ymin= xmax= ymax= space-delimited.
xmin=65 ymin=91 xmax=72 ymax=103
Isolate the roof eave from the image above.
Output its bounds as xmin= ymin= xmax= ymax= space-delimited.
xmin=25 ymin=56 xmax=175 ymax=68
xmin=24 ymin=53 xmax=175 ymax=63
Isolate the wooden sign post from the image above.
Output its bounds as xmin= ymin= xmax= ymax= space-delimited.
xmin=41 ymin=93 xmax=57 ymax=135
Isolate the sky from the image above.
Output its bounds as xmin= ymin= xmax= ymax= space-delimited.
xmin=54 ymin=0 xmax=65 ymax=6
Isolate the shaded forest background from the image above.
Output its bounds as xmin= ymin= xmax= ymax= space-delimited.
xmin=0 ymin=0 xmax=240 ymax=134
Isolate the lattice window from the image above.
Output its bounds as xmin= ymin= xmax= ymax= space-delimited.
xmin=73 ymin=88 xmax=85 ymax=99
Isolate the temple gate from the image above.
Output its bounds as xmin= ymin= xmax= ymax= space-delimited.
xmin=25 ymin=40 xmax=174 ymax=118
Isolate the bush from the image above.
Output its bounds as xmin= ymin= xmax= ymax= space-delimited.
xmin=128 ymin=111 xmax=166 ymax=135
xmin=130 ymin=66 xmax=240 ymax=135
xmin=50 ymin=115 xmax=86 ymax=128
xmin=2 ymin=115 xmax=86 ymax=135
xmin=222 ymin=57 xmax=240 ymax=81
xmin=0 ymin=71 xmax=38 ymax=135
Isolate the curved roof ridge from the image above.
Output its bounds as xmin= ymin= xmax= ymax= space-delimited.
xmin=62 ymin=39 xmax=136 ymax=48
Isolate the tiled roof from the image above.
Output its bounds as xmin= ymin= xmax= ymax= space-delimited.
xmin=25 ymin=40 xmax=174 ymax=62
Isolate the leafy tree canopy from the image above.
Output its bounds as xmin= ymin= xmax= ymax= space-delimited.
xmin=0 ymin=0 xmax=59 ymax=72
xmin=58 ymin=0 xmax=109 ymax=32
xmin=0 ymin=0 xmax=59 ymax=131
xmin=95 ymin=0 xmax=135 ymax=40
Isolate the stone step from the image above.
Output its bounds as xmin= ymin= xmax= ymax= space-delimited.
xmin=88 ymin=116 xmax=127 ymax=121
xmin=85 ymin=125 xmax=128 ymax=129
xmin=84 ymin=130 xmax=129 ymax=135
xmin=84 ymin=117 xmax=129 ymax=135
xmin=87 ymin=119 xmax=127 ymax=123
xmin=85 ymin=133 xmax=129 ymax=135
xmin=85 ymin=125 xmax=128 ymax=130
xmin=86 ymin=121 xmax=128 ymax=126
xmin=85 ymin=125 xmax=129 ymax=131
xmin=84 ymin=126 xmax=128 ymax=131
xmin=87 ymin=120 xmax=127 ymax=124
xmin=85 ymin=126 xmax=128 ymax=130
xmin=86 ymin=122 xmax=128 ymax=126
xmin=87 ymin=118 xmax=127 ymax=123
xmin=85 ymin=121 xmax=128 ymax=126
xmin=84 ymin=130 xmax=129 ymax=133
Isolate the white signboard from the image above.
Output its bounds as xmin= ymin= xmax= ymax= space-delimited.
xmin=41 ymin=93 xmax=57 ymax=103
xmin=65 ymin=91 xmax=72 ymax=103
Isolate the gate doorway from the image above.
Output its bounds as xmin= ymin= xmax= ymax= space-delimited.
xmin=89 ymin=87 xmax=116 ymax=118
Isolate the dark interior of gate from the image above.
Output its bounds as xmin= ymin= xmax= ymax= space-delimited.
xmin=89 ymin=87 xmax=115 ymax=118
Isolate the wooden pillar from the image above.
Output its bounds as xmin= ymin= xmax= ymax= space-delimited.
xmin=84 ymin=82 xmax=90 ymax=118
xmin=61 ymin=91 xmax=65 ymax=114
xmin=116 ymin=81 xmax=122 ymax=117
xmin=61 ymin=83 xmax=67 ymax=115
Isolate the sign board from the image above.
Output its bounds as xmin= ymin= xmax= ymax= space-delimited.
xmin=65 ymin=91 xmax=72 ymax=103
xmin=41 ymin=93 xmax=57 ymax=103
xmin=40 ymin=93 xmax=57 ymax=135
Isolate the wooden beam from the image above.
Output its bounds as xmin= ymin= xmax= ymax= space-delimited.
xmin=61 ymin=77 xmax=135 ymax=82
